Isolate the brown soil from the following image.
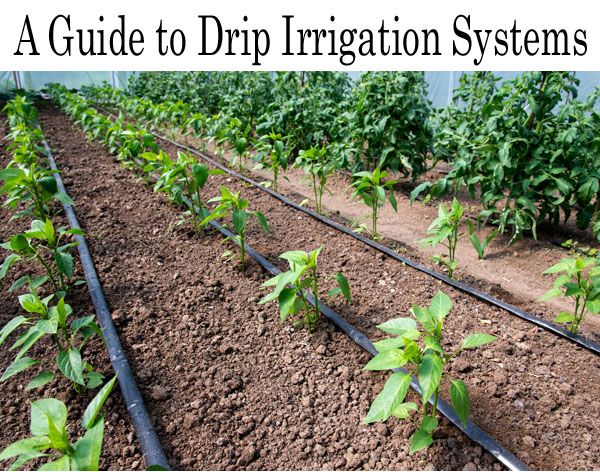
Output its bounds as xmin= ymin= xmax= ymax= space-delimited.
xmin=0 ymin=120 xmax=141 ymax=469
xmin=201 ymin=140 xmax=600 ymax=340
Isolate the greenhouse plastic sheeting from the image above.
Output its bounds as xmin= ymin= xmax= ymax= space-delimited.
xmin=0 ymin=71 xmax=598 ymax=109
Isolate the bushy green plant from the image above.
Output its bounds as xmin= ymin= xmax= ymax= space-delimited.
xmin=363 ymin=291 xmax=495 ymax=453
xmin=351 ymin=167 xmax=398 ymax=239
xmin=259 ymin=248 xmax=350 ymax=332
xmin=540 ymin=257 xmax=600 ymax=334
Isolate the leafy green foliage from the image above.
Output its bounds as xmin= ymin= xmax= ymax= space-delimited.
xmin=259 ymin=248 xmax=350 ymax=333
xmin=348 ymin=72 xmax=432 ymax=174
xmin=254 ymin=132 xmax=289 ymax=192
xmin=363 ymin=291 xmax=495 ymax=453
xmin=0 ymin=376 xmax=116 ymax=471
xmin=418 ymin=72 xmax=600 ymax=243
xmin=201 ymin=186 xmax=269 ymax=270
xmin=0 ymin=219 xmax=82 ymax=293
xmin=420 ymin=199 xmax=463 ymax=278
xmin=294 ymin=146 xmax=336 ymax=215
xmin=141 ymin=150 xmax=223 ymax=233
xmin=0 ymin=289 xmax=103 ymax=389
xmin=540 ymin=257 xmax=600 ymax=334
xmin=351 ymin=168 xmax=398 ymax=239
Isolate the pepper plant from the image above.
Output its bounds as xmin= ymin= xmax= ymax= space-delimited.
xmin=142 ymin=150 xmax=223 ymax=234
xmin=201 ymin=186 xmax=270 ymax=270
xmin=351 ymin=167 xmax=398 ymax=239
xmin=0 ymin=376 xmax=116 ymax=471
xmin=254 ymin=132 xmax=289 ymax=192
xmin=539 ymin=257 xmax=600 ymax=334
xmin=0 ymin=219 xmax=82 ymax=293
xmin=295 ymin=146 xmax=336 ymax=215
xmin=363 ymin=291 xmax=495 ymax=453
xmin=0 ymin=288 xmax=103 ymax=390
xmin=420 ymin=199 xmax=464 ymax=278
xmin=259 ymin=248 xmax=351 ymax=333
xmin=0 ymin=166 xmax=73 ymax=221
xmin=219 ymin=118 xmax=251 ymax=173
xmin=467 ymin=220 xmax=497 ymax=260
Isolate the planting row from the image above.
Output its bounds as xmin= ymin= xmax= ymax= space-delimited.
xmin=47 ymin=85 xmax=600 ymax=469
xmin=82 ymin=84 xmax=600 ymax=337
xmin=0 ymin=97 xmax=124 ymax=470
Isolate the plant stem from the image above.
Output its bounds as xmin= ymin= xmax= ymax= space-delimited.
xmin=372 ymin=199 xmax=378 ymax=239
xmin=239 ymin=232 xmax=246 ymax=271
xmin=311 ymin=265 xmax=321 ymax=332
xmin=36 ymin=253 xmax=59 ymax=292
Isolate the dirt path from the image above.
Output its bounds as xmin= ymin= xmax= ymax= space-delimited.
xmin=41 ymin=104 xmax=600 ymax=470
xmin=0 ymin=119 xmax=141 ymax=470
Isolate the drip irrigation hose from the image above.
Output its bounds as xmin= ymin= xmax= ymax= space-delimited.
xmin=208 ymin=221 xmax=529 ymax=471
xmin=146 ymin=129 xmax=600 ymax=357
xmin=40 ymin=137 xmax=170 ymax=470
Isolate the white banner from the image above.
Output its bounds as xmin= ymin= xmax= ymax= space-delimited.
xmin=0 ymin=0 xmax=597 ymax=71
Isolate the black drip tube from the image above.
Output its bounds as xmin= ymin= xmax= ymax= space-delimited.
xmin=41 ymin=138 xmax=170 ymax=470
xmin=149 ymin=130 xmax=600 ymax=358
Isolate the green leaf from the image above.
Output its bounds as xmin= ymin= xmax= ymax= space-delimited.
xmin=335 ymin=273 xmax=351 ymax=302
xmin=57 ymin=348 xmax=85 ymax=386
xmin=0 ymin=254 xmax=21 ymax=280
xmin=0 ymin=315 xmax=28 ymax=346
xmin=450 ymin=380 xmax=470 ymax=427
xmin=420 ymin=415 xmax=438 ymax=434
xmin=26 ymin=371 xmax=55 ymax=390
xmin=73 ymin=419 xmax=104 ymax=471
xmin=554 ymin=312 xmax=576 ymax=324
xmin=38 ymin=454 xmax=71 ymax=471
xmin=410 ymin=429 xmax=433 ymax=454
xmin=13 ymin=328 xmax=45 ymax=359
xmin=55 ymin=252 xmax=74 ymax=279
xmin=461 ymin=333 xmax=496 ymax=350
xmin=429 ymin=291 xmax=452 ymax=321
xmin=363 ymin=372 xmax=412 ymax=424
xmin=255 ymin=211 xmax=270 ymax=233
xmin=18 ymin=293 xmax=46 ymax=315
xmin=30 ymin=399 xmax=68 ymax=436
xmin=388 ymin=191 xmax=398 ymax=212
xmin=83 ymin=376 xmax=117 ymax=430
xmin=418 ymin=353 xmax=442 ymax=404
xmin=363 ymin=349 xmax=407 ymax=371
xmin=0 ymin=436 xmax=52 ymax=461
xmin=390 ymin=401 xmax=417 ymax=419
xmin=424 ymin=335 xmax=444 ymax=353
xmin=373 ymin=336 xmax=408 ymax=352
xmin=376 ymin=317 xmax=417 ymax=335
xmin=232 ymin=209 xmax=248 ymax=235
xmin=53 ymin=192 xmax=75 ymax=206
xmin=1 ymin=357 xmax=38 ymax=382
xmin=539 ymin=287 xmax=562 ymax=301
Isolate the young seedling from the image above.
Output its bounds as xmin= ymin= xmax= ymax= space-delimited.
xmin=539 ymin=257 xmax=600 ymax=334
xmin=0 ymin=219 xmax=82 ymax=293
xmin=0 ymin=288 xmax=103 ymax=390
xmin=467 ymin=220 xmax=498 ymax=260
xmin=201 ymin=186 xmax=270 ymax=270
xmin=142 ymin=150 xmax=223 ymax=234
xmin=255 ymin=132 xmax=289 ymax=192
xmin=0 ymin=165 xmax=73 ymax=221
xmin=363 ymin=291 xmax=495 ymax=453
xmin=295 ymin=146 xmax=336 ymax=215
xmin=0 ymin=376 xmax=116 ymax=471
xmin=259 ymin=248 xmax=351 ymax=333
xmin=351 ymin=167 xmax=398 ymax=239
xmin=219 ymin=118 xmax=251 ymax=173
xmin=421 ymin=199 xmax=464 ymax=278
